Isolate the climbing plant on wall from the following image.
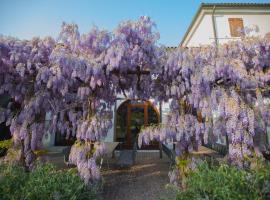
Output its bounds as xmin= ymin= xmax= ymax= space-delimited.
xmin=0 ymin=16 xmax=164 ymax=184
xmin=139 ymin=35 xmax=270 ymax=187
xmin=0 ymin=16 xmax=270 ymax=186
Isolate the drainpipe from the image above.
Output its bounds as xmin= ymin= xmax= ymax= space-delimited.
xmin=159 ymin=102 xmax=162 ymax=159
xmin=113 ymin=99 xmax=117 ymax=142
xmin=212 ymin=6 xmax=218 ymax=47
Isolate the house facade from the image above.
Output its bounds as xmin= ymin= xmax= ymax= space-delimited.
xmin=42 ymin=3 xmax=270 ymax=151
xmin=181 ymin=3 xmax=270 ymax=152
xmin=181 ymin=3 xmax=270 ymax=47
xmin=42 ymin=96 xmax=171 ymax=149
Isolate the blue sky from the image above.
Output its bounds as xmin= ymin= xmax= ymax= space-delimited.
xmin=1 ymin=0 xmax=270 ymax=46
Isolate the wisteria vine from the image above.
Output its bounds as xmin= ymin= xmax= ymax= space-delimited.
xmin=1 ymin=17 xmax=270 ymax=185
xmin=140 ymin=34 xmax=270 ymax=176
xmin=0 ymin=16 xmax=163 ymax=183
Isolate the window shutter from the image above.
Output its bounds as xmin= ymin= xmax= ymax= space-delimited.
xmin=228 ymin=18 xmax=244 ymax=37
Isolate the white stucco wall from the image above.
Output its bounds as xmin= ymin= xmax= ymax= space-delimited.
xmin=103 ymin=97 xmax=170 ymax=143
xmin=160 ymin=101 xmax=170 ymax=123
xmin=42 ymin=131 xmax=55 ymax=148
xmin=184 ymin=9 xmax=270 ymax=47
xmin=42 ymin=112 xmax=55 ymax=148
xmin=215 ymin=14 xmax=270 ymax=45
xmin=41 ymin=97 xmax=171 ymax=147
xmin=103 ymin=98 xmax=123 ymax=142
xmin=186 ymin=14 xmax=215 ymax=47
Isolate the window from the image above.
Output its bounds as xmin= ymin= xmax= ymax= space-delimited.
xmin=228 ymin=18 xmax=244 ymax=37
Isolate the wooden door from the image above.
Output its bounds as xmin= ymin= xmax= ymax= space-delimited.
xmin=127 ymin=101 xmax=159 ymax=149
xmin=116 ymin=100 xmax=160 ymax=149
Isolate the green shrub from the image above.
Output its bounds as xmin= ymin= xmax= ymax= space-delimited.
xmin=175 ymin=162 xmax=270 ymax=200
xmin=0 ymin=139 xmax=12 ymax=149
xmin=0 ymin=164 xmax=27 ymax=200
xmin=0 ymin=163 xmax=98 ymax=200
xmin=0 ymin=139 xmax=12 ymax=157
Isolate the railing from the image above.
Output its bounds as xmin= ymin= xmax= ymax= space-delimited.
xmin=162 ymin=143 xmax=176 ymax=165
xmin=204 ymin=142 xmax=228 ymax=156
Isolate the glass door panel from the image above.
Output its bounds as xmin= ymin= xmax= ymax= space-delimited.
xmin=115 ymin=100 xmax=160 ymax=149
xmin=116 ymin=101 xmax=128 ymax=143
xmin=130 ymin=106 xmax=145 ymax=147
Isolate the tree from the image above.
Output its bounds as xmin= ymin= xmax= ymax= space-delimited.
xmin=0 ymin=35 xmax=55 ymax=169
xmin=0 ymin=16 xmax=164 ymax=184
xmin=1 ymin=17 xmax=270 ymax=186
xmin=139 ymin=36 xmax=270 ymax=187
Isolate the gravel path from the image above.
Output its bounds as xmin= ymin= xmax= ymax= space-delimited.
xmin=101 ymin=152 xmax=176 ymax=200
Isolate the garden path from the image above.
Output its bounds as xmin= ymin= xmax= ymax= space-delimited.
xmin=101 ymin=151 xmax=176 ymax=200
xmin=40 ymin=146 xmax=219 ymax=200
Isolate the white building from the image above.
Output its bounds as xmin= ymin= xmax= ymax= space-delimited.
xmin=181 ymin=3 xmax=270 ymax=47
xmin=180 ymin=3 xmax=270 ymax=152
xmin=42 ymin=96 xmax=171 ymax=150
xmin=43 ymin=3 xmax=270 ymax=152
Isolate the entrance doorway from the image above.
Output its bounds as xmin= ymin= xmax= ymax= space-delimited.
xmin=115 ymin=100 xmax=160 ymax=149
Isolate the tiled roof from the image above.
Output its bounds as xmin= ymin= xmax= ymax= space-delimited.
xmin=201 ymin=3 xmax=270 ymax=7
xmin=166 ymin=46 xmax=177 ymax=51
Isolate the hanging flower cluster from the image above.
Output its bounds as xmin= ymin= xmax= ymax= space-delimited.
xmin=69 ymin=141 xmax=106 ymax=183
xmin=1 ymin=16 xmax=270 ymax=185
xmin=148 ymin=35 xmax=270 ymax=171
xmin=0 ymin=35 xmax=55 ymax=167
xmin=76 ymin=111 xmax=113 ymax=141
xmin=0 ymin=16 xmax=164 ymax=183
xmin=138 ymin=112 xmax=209 ymax=156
